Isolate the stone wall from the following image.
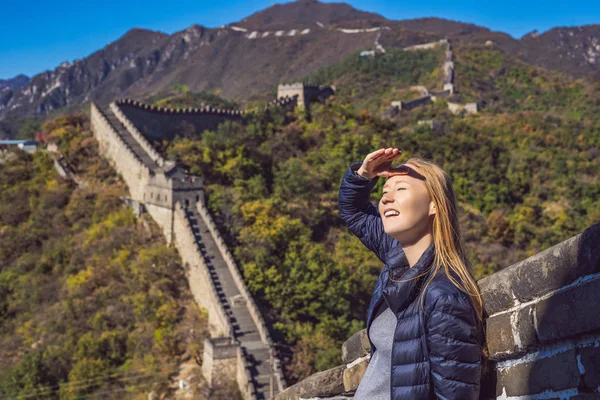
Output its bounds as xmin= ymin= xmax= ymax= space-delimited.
xmin=268 ymin=95 xmax=299 ymax=110
xmin=390 ymin=39 xmax=456 ymax=114
xmin=173 ymin=202 xmax=232 ymax=337
xmin=116 ymin=98 xmax=244 ymax=142
xmin=391 ymin=95 xmax=432 ymax=111
xmin=90 ymin=103 xmax=149 ymax=202
xmin=416 ymin=120 xmax=447 ymax=136
xmin=277 ymin=84 xmax=305 ymax=106
xmin=274 ymin=223 xmax=600 ymax=399
xmin=195 ymin=201 xmax=287 ymax=393
xmin=93 ymin=101 xmax=206 ymax=244
xmin=145 ymin=203 xmax=175 ymax=245
xmin=389 ymin=38 xmax=483 ymax=115
xmin=110 ymin=101 xmax=166 ymax=166
xmin=91 ymin=100 xmax=284 ymax=399
xmin=200 ymin=338 xmax=271 ymax=400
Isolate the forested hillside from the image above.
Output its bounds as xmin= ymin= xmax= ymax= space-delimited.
xmin=159 ymin=44 xmax=600 ymax=383
xmin=0 ymin=116 xmax=221 ymax=399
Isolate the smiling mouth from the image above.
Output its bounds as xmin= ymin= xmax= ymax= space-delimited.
xmin=384 ymin=211 xmax=400 ymax=218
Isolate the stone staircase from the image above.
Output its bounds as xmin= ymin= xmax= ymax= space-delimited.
xmin=97 ymin=105 xmax=157 ymax=168
xmin=185 ymin=207 xmax=279 ymax=399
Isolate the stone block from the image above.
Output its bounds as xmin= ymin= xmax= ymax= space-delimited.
xmin=535 ymin=277 xmax=600 ymax=343
xmin=486 ymin=313 xmax=514 ymax=358
xmin=511 ymin=224 xmax=600 ymax=303
xmin=478 ymin=272 xmax=514 ymax=315
xmin=496 ymin=349 xmax=580 ymax=396
xmin=579 ymin=345 xmax=600 ymax=388
xmin=478 ymin=223 xmax=600 ymax=315
xmin=274 ymin=364 xmax=346 ymax=400
xmin=341 ymin=329 xmax=370 ymax=364
xmin=515 ymin=305 xmax=537 ymax=350
xmin=343 ymin=357 xmax=369 ymax=392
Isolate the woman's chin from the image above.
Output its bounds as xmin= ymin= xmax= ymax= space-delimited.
xmin=384 ymin=224 xmax=404 ymax=237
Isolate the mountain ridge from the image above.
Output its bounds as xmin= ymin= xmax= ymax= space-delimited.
xmin=1 ymin=0 xmax=599 ymax=128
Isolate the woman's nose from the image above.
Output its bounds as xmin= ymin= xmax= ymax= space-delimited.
xmin=381 ymin=194 xmax=393 ymax=203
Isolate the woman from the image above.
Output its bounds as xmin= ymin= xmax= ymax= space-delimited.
xmin=338 ymin=147 xmax=487 ymax=400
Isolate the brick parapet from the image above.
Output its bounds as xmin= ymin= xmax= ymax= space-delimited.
xmin=110 ymin=101 xmax=167 ymax=167
xmin=114 ymin=98 xmax=245 ymax=117
xmin=267 ymin=95 xmax=298 ymax=109
xmin=90 ymin=103 xmax=148 ymax=173
xmin=173 ymin=201 xmax=233 ymax=336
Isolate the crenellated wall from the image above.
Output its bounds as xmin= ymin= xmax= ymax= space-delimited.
xmin=267 ymin=95 xmax=300 ymax=110
xmin=195 ymin=200 xmax=287 ymax=393
xmin=274 ymin=223 xmax=600 ymax=400
xmin=115 ymin=98 xmax=245 ymax=142
xmin=90 ymin=103 xmax=150 ymax=201
xmin=173 ymin=202 xmax=233 ymax=337
xmin=93 ymin=100 xmax=207 ymax=243
xmin=110 ymin=102 xmax=166 ymax=166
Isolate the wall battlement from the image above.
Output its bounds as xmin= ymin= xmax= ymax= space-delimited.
xmin=267 ymin=95 xmax=299 ymax=109
xmin=114 ymin=98 xmax=245 ymax=116
xmin=274 ymin=223 xmax=600 ymax=400
xmin=114 ymin=99 xmax=244 ymax=143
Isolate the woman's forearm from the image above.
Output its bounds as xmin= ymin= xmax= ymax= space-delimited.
xmin=338 ymin=161 xmax=387 ymax=263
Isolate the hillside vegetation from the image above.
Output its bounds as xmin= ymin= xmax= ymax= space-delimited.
xmin=160 ymin=44 xmax=600 ymax=383
xmin=2 ymin=42 xmax=599 ymax=390
xmin=453 ymin=43 xmax=600 ymax=119
xmin=0 ymin=116 xmax=217 ymax=399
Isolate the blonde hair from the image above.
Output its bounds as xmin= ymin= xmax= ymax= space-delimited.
xmin=385 ymin=157 xmax=489 ymax=361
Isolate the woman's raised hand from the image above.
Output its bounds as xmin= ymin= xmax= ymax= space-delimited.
xmin=356 ymin=148 xmax=402 ymax=179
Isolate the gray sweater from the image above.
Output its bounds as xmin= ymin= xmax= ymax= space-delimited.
xmin=354 ymin=305 xmax=396 ymax=400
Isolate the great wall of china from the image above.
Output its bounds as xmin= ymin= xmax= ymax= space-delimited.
xmin=392 ymin=39 xmax=479 ymax=116
xmin=90 ymin=99 xmax=288 ymax=399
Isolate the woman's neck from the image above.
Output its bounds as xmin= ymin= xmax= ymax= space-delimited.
xmin=399 ymin=234 xmax=434 ymax=268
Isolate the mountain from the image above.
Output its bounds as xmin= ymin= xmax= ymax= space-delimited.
xmin=234 ymin=0 xmax=386 ymax=30
xmin=519 ymin=24 xmax=600 ymax=78
xmin=0 ymin=0 xmax=599 ymax=125
xmin=0 ymin=75 xmax=29 ymax=91
xmin=0 ymin=28 xmax=168 ymax=118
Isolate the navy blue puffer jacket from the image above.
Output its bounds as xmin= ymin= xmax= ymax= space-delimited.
xmin=338 ymin=161 xmax=484 ymax=400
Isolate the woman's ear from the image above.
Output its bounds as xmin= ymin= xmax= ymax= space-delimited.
xmin=429 ymin=201 xmax=436 ymax=216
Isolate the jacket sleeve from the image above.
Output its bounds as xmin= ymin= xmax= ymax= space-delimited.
xmin=425 ymin=293 xmax=482 ymax=400
xmin=338 ymin=160 xmax=391 ymax=264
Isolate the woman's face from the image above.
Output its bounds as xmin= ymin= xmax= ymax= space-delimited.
xmin=378 ymin=164 xmax=436 ymax=242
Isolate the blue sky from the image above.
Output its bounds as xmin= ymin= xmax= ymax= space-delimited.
xmin=1 ymin=0 xmax=598 ymax=80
